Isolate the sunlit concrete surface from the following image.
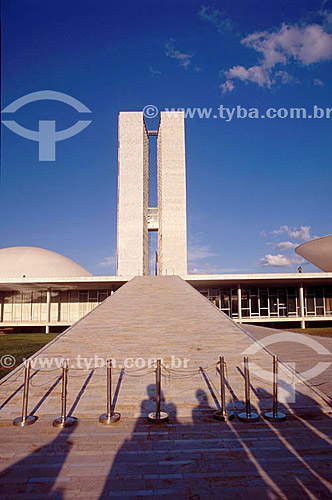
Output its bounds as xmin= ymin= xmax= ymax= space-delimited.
xmin=117 ymin=112 xmax=149 ymax=276
xmin=245 ymin=324 xmax=332 ymax=407
xmin=0 ymin=277 xmax=331 ymax=499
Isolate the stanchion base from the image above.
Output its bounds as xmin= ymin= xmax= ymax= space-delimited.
xmin=13 ymin=415 xmax=38 ymax=427
xmin=213 ymin=410 xmax=234 ymax=421
xmin=99 ymin=412 xmax=121 ymax=425
xmin=52 ymin=416 xmax=77 ymax=428
xmin=148 ymin=411 xmax=168 ymax=423
xmin=238 ymin=411 xmax=259 ymax=423
xmin=264 ymin=411 xmax=286 ymax=422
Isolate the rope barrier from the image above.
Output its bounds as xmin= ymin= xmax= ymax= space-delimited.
xmin=30 ymin=375 xmax=61 ymax=387
xmin=161 ymin=362 xmax=217 ymax=373
xmin=0 ymin=366 xmax=25 ymax=386
xmin=6 ymin=352 xmax=326 ymax=425
xmin=122 ymin=369 xmax=156 ymax=378
xmin=308 ymin=379 xmax=332 ymax=387
xmin=30 ymin=367 xmax=61 ymax=373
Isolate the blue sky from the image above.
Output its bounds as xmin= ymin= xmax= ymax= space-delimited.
xmin=1 ymin=0 xmax=331 ymax=275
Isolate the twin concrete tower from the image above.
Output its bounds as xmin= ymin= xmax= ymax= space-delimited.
xmin=117 ymin=111 xmax=187 ymax=276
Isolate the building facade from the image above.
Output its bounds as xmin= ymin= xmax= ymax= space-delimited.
xmin=117 ymin=111 xmax=187 ymax=276
xmin=0 ymin=111 xmax=331 ymax=332
xmin=1 ymin=274 xmax=332 ymax=332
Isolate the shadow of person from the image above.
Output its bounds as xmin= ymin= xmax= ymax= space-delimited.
xmin=192 ymin=389 xmax=217 ymax=423
xmin=97 ymin=384 xmax=194 ymax=499
xmin=99 ymin=383 xmax=292 ymax=499
xmin=0 ymin=422 xmax=77 ymax=499
xmin=139 ymin=383 xmax=178 ymax=421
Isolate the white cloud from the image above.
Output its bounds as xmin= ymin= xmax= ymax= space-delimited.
xmin=242 ymin=24 xmax=332 ymax=66
xmin=275 ymin=70 xmax=293 ymax=84
xmin=288 ymin=226 xmax=312 ymax=241
xmin=188 ymin=244 xmax=218 ymax=262
xmin=271 ymin=225 xmax=312 ymax=241
xmin=258 ymin=254 xmax=305 ymax=268
xmin=166 ymin=39 xmax=193 ymax=69
xmin=188 ymin=263 xmax=249 ymax=274
xmin=220 ymin=79 xmax=235 ymax=93
xmin=259 ymin=225 xmax=315 ymax=267
xmin=198 ymin=5 xmax=232 ymax=34
xmin=270 ymin=241 xmax=298 ymax=251
xmin=225 ymin=64 xmax=271 ymax=87
xmin=222 ymin=22 xmax=332 ymax=92
xmin=314 ymin=77 xmax=324 ymax=85
xmin=98 ymin=253 xmax=117 ymax=270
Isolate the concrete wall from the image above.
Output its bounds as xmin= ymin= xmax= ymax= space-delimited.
xmin=117 ymin=112 xmax=149 ymax=276
xmin=157 ymin=112 xmax=187 ymax=275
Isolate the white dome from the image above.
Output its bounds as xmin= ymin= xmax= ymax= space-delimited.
xmin=0 ymin=246 xmax=92 ymax=278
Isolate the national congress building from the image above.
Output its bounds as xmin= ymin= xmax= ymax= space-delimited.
xmin=0 ymin=111 xmax=331 ymax=332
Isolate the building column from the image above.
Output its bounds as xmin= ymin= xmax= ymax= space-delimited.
xmin=46 ymin=289 xmax=51 ymax=334
xmin=0 ymin=292 xmax=3 ymax=323
xmin=299 ymin=284 xmax=305 ymax=330
xmin=237 ymin=285 xmax=242 ymax=322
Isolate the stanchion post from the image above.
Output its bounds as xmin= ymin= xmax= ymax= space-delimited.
xmin=214 ymin=356 xmax=234 ymax=421
xmin=99 ymin=358 xmax=121 ymax=424
xmin=148 ymin=359 xmax=168 ymax=423
xmin=53 ymin=360 xmax=76 ymax=428
xmin=264 ymin=355 xmax=286 ymax=422
xmin=238 ymin=357 xmax=259 ymax=423
xmin=13 ymin=360 xmax=38 ymax=427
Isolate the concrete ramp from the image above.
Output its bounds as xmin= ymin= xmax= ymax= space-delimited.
xmin=1 ymin=277 xmax=332 ymax=500
xmin=0 ymin=276 xmax=327 ymax=420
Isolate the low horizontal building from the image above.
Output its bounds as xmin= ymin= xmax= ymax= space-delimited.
xmin=1 ymin=249 xmax=331 ymax=331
